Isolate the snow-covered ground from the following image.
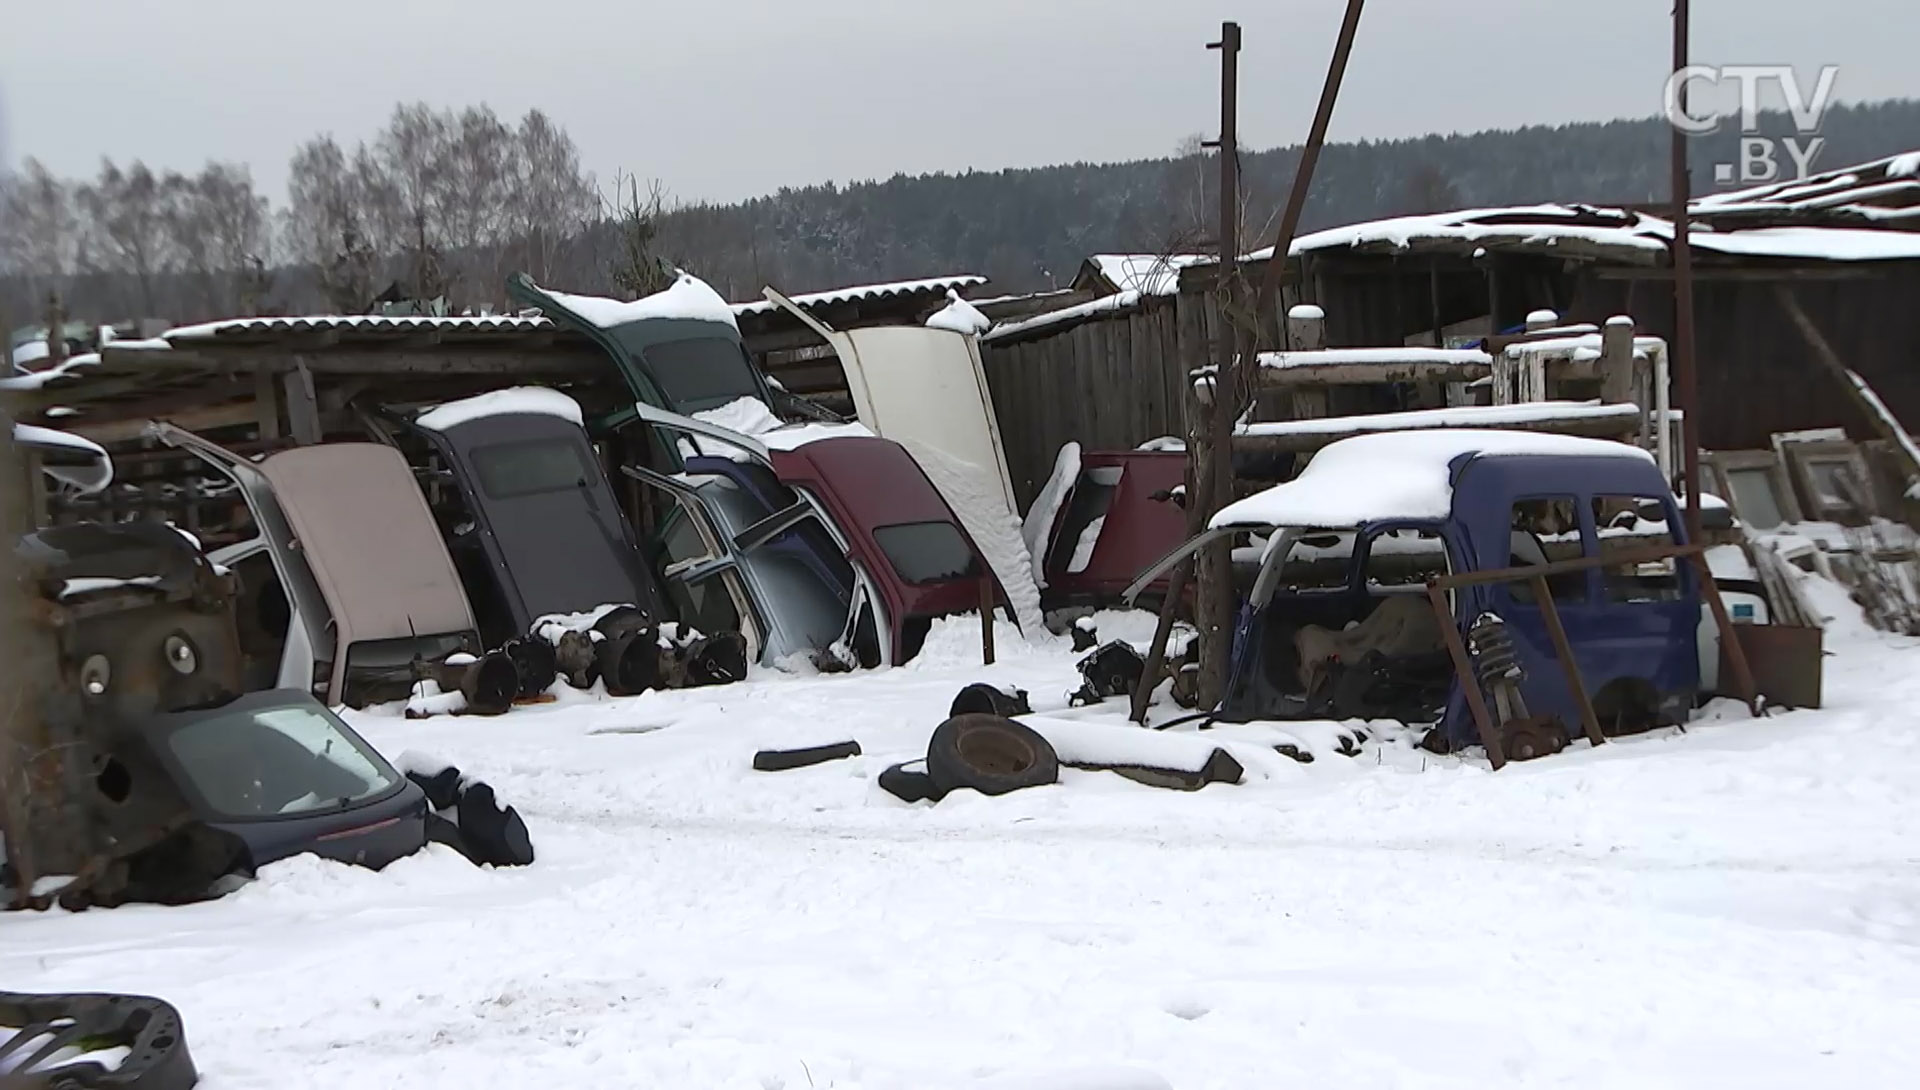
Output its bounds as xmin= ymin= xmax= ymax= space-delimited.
xmin=7 ymin=601 xmax=1920 ymax=1089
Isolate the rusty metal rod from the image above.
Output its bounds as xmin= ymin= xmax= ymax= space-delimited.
xmin=1428 ymin=582 xmax=1505 ymax=769
xmin=1254 ymin=0 xmax=1369 ymax=334
xmin=1533 ymin=576 xmax=1608 ymax=747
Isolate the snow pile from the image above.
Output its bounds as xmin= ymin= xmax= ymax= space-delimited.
xmin=1214 ymin=428 xmax=1655 ymax=529
xmin=415 ymin=387 xmax=584 ymax=432
xmin=12 ymin=423 xmax=113 ymax=493
xmin=1254 ymin=346 xmax=1494 ymax=371
xmin=1136 ymin=436 xmax=1185 ymax=452
xmin=1066 ymin=516 xmax=1105 ymax=573
xmin=1891 ymin=151 xmax=1920 ymax=178
xmin=901 ymin=439 xmax=1048 ymax=637
xmin=688 ymin=395 xmax=872 ymax=458
xmin=982 ymin=291 xmax=1143 ymax=344
xmin=924 ymin=290 xmax=994 ymax=336
xmin=1021 ymin=441 xmax=1081 ymax=587
xmin=540 ymin=273 xmax=739 ymax=331
xmin=1287 ymin=303 xmax=1325 ymax=321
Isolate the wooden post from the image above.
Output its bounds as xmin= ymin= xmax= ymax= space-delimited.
xmin=1533 ymin=577 xmax=1607 ymax=747
xmin=284 ymin=358 xmax=323 ymax=446
xmin=1775 ymin=285 xmax=1920 ymax=501
xmin=979 ymin=575 xmax=996 ymax=666
xmin=1196 ymin=21 xmax=1242 ymax=711
xmin=1285 ymin=304 xmax=1330 ymax=420
xmin=254 ymin=365 xmax=283 ymax=441
xmin=1671 ymin=0 xmax=1703 ymax=544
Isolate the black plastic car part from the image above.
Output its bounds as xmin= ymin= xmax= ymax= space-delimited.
xmin=925 ymin=714 xmax=1060 ymax=797
xmin=0 ymin=990 xmax=197 ymax=1089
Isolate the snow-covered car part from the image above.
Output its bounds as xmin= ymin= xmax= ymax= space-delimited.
xmin=925 ymin=714 xmax=1059 ymax=797
xmin=0 ymin=990 xmax=198 ymax=1089
xmin=402 ymin=762 xmax=535 ymax=868
xmin=425 ymin=651 xmax=520 ymax=717
xmin=1069 ymin=641 xmax=1147 ymax=706
xmin=948 ymin=682 xmax=1032 ymax=719
xmin=876 ymin=760 xmax=943 ymax=804
xmin=500 ymin=636 xmax=559 ymax=698
xmin=752 ymin=740 xmax=862 ymax=772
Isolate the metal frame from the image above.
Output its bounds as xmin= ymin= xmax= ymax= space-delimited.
xmin=1426 ymin=542 xmax=1761 ymax=770
xmin=1778 ymin=437 xmax=1875 ymax=524
xmin=1703 ymin=449 xmax=1804 ymax=529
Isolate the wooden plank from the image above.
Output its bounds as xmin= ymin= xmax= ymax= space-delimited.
xmin=1235 ymin=405 xmax=1644 ymax=454
xmin=284 ymin=359 xmax=323 ymax=446
xmin=1257 ymin=358 xmax=1492 ymax=388
xmin=254 ymin=366 xmax=282 ymax=440
xmin=67 ymin=400 xmax=264 ymax=446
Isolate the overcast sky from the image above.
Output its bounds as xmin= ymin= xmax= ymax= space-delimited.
xmin=4 ymin=0 xmax=1914 ymax=206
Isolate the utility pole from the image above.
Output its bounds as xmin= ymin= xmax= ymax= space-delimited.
xmin=1195 ymin=21 xmax=1242 ymax=709
xmin=1671 ymin=0 xmax=1702 ymax=543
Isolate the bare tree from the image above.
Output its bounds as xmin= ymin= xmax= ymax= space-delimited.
xmin=166 ymin=162 xmax=272 ymax=317
xmin=286 ymin=135 xmax=377 ymax=311
xmin=0 ymin=159 xmax=78 ymax=307
xmin=76 ymin=159 xmax=178 ymax=317
xmin=436 ymin=105 xmax=514 ymax=307
xmin=511 ymin=109 xmax=599 ymax=286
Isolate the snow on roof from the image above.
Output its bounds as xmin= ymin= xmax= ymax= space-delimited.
xmin=1892 ymin=152 xmax=1920 ymax=179
xmin=924 ymin=290 xmax=993 ymax=336
xmin=1688 ymin=227 xmax=1920 ymax=262
xmin=1212 ymin=428 xmax=1654 ymax=530
xmin=1245 ymin=205 xmax=1674 ymax=262
xmin=1087 ymin=254 xmax=1205 ymax=297
xmin=541 ymin=273 xmax=739 ymax=331
xmin=732 ymin=275 xmax=987 ymax=317
xmin=1692 ymin=149 xmax=1920 ymax=224
xmin=1256 ymin=346 xmax=1494 ymax=371
xmin=1236 ymin=401 xmax=1644 ymax=442
xmin=163 ymin=313 xmax=555 ymax=341
xmin=981 ymin=290 xmax=1146 ymax=344
xmin=415 ymin=386 xmax=585 ymax=432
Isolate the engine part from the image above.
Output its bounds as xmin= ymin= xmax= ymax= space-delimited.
xmin=0 ymin=990 xmax=198 ymax=1090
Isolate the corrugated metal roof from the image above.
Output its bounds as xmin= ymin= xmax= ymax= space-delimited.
xmin=732 ymin=275 xmax=986 ymax=317
xmin=1692 ymin=150 xmax=1920 ymax=229
xmin=163 ymin=314 xmax=558 ymax=342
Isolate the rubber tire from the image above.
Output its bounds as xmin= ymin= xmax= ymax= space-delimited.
xmin=925 ymin=714 xmax=1059 ymax=797
xmin=753 ymin=740 xmax=862 ymax=772
xmin=878 ymin=761 xmax=944 ymax=804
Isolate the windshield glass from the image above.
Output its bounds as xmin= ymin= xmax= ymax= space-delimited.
xmin=166 ymin=703 xmax=401 ymax=818
xmin=471 ymin=438 xmax=593 ymax=500
xmin=873 ymin=521 xmax=980 ymax=585
xmin=641 ymin=336 xmax=764 ymax=414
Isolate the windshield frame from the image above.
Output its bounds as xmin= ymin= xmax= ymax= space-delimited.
xmin=146 ymin=692 xmax=409 ymax=823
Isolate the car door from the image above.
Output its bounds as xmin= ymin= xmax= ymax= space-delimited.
xmin=620 ymin=464 xmax=765 ymax=663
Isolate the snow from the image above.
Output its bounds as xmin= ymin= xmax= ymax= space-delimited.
xmin=1066 ymin=515 xmax=1105 ymax=574
xmin=925 ymin=290 xmax=994 ymax=336
xmin=1246 ymin=204 xmax=1674 ymax=262
xmin=1234 ymin=400 xmax=1644 ymax=443
xmin=1087 ymin=254 xmax=1202 ymax=297
xmin=1287 ymin=304 xmax=1325 ymax=321
xmin=688 ymin=395 xmax=873 ymax=458
xmin=57 ymin=575 xmax=163 ymax=600
xmin=1526 ymin=308 xmax=1560 ymax=325
xmin=162 ymin=315 xmax=554 ymax=341
xmin=532 ymin=603 xmax=632 ymax=645
xmin=1254 ymin=346 xmax=1493 ymax=371
xmin=1891 ymin=151 xmax=1920 ymax=179
xmin=1214 ymin=428 xmax=1655 ymax=529
xmin=414 ymin=387 xmax=585 ymax=432
xmin=981 ymin=291 xmax=1144 ymax=344
xmin=0 ymin=351 xmax=99 ymax=390
xmin=1135 ymin=436 xmax=1186 ymax=453
xmin=1021 ymin=441 xmax=1081 ymax=588
xmin=1689 ymin=226 xmax=1920 ymax=262
xmin=540 ymin=273 xmax=739 ymax=331
xmin=1505 ymin=331 xmax=1665 ymax=362
xmin=8 ymin=589 xmax=1920 ymax=1088
xmin=903 ymin=440 xmax=1048 ymax=637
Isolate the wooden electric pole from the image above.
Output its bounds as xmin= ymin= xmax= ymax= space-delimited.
xmin=1195 ymin=21 xmax=1242 ymax=708
xmin=1671 ymin=0 xmax=1703 ymax=543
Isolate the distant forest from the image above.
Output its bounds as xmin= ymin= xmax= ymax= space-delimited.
xmin=4 ymin=98 xmax=1918 ymax=337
